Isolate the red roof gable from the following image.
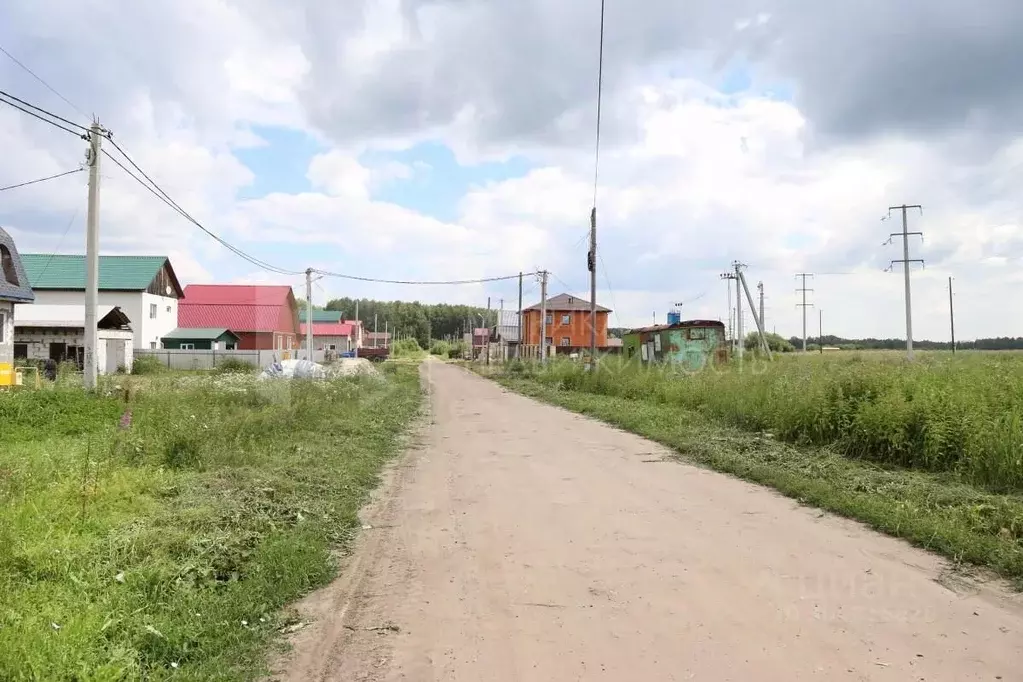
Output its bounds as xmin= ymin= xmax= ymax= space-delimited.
xmin=299 ymin=322 xmax=354 ymax=336
xmin=180 ymin=284 xmax=292 ymax=305
xmin=179 ymin=284 xmax=298 ymax=334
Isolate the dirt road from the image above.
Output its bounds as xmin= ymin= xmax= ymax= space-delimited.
xmin=281 ymin=360 xmax=1022 ymax=681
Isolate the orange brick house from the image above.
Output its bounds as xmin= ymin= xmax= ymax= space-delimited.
xmin=521 ymin=293 xmax=610 ymax=350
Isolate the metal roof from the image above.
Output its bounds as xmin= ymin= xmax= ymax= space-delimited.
xmin=162 ymin=327 xmax=238 ymax=340
xmin=523 ymin=293 xmax=611 ymax=313
xmin=20 ymin=254 xmax=180 ymax=294
xmin=308 ymin=309 xmax=343 ymax=323
xmin=299 ymin=322 xmax=354 ymax=336
xmin=14 ymin=304 xmax=131 ymax=329
xmin=0 ymin=227 xmax=35 ymax=303
xmin=627 ymin=319 xmax=725 ymax=334
xmin=179 ymin=285 xmax=298 ymax=333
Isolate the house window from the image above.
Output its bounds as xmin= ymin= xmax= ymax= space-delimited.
xmin=149 ymin=304 xmax=157 ymax=319
xmin=560 ymin=337 xmax=570 ymax=346
xmin=180 ymin=343 xmax=195 ymax=350
xmin=545 ymin=314 xmax=553 ymax=325
xmin=166 ymin=306 xmax=172 ymax=313
xmin=545 ymin=337 xmax=553 ymax=346
xmin=689 ymin=327 xmax=706 ymax=340
xmin=150 ymin=342 xmax=157 ymax=349
xmin=561 ymin=314 xmax=571 ymax=325
xmin=13 ymin=343 xmax=27 ymax=359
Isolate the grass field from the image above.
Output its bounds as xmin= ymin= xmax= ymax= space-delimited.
xmin=489 ymin=352 xmax=1023 ymax=584
xmin=0 ymin=364 xmax=421 ymax=680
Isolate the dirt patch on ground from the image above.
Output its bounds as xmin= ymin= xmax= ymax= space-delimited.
xmin=275 ymin=359 xmax=1023 ymax=681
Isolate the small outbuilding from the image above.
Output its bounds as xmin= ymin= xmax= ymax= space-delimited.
xmin=162 ymin=327 xmax=240 ymax=350
xmin=14 ymin=304 xmax=134 ymax=374
xmin=623 ymin=319 xmax=727 ymax=370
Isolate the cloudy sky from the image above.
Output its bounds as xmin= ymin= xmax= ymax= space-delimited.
xmin=2 ymin=0 xmax=1021 ymax=340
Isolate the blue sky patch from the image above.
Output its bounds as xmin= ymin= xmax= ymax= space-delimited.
xmin=362 ymin=142 xmax=532 ymax=222
xmin=234 ymin=126 xmax=325 ymax=199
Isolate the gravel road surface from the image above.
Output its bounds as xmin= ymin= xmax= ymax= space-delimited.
xmin=279 ymin=360 xmax=1022 ymax=681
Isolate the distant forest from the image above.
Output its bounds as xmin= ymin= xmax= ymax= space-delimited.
xmin=319 ymin=297 xmax=494 ymax=348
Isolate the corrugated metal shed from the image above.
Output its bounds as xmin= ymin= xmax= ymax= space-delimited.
xmin=20 ymin=254 xmax=179 ymax=293
xmin=623 ymin=320 xmax=726 ymax=369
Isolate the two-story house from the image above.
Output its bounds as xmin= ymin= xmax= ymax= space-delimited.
xmin=522 ymin=293 xmax=610 ymax=350
xmin=20 ymin=254 xmax=183 ymax=350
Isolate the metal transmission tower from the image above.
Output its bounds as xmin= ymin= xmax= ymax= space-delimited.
xmin=795 ymin=273 xmax=814 ymax=352
xmin=884 ymin=204 xmax=924 ymax=360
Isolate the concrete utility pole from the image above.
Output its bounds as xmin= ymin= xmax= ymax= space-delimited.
xmin=539 ymin=270 xmax=549 ymax=364
xmin=720 ymin=269 xmax=738 ymax=356
xmin=84 ymin=121 xmax=103 ymax=390
xmin=949 ymin=276 xmax=956 ymax=354
xmin=305 ymin=268 xmax=313 ymax=361
xmin=588 ymin=208 xmax=597 ymax=363
xmin=354 ymin=299 xmax=360 ymax=357
xmin=885 ymin=204 xmax=924 ymax=360
xmin=517 ymin=272 xmax=523 ymax=359
xmin=384 ymin=320 xmax=388 ymax=349
xmin=734 ymin=262 xmax=744 ymax=364
xmin=757 ymin=281 xmax=765 ymax=334
xmin=795 ymin=273 xmax=814 ymax=352
xmin=738 ymin=269 xmax=772 ymax=359
xmin=819 ymin=309 xmax=824 ymax=355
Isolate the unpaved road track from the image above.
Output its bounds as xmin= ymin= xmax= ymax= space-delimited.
xmin=279 ymin=360 xmax=1022 ymax=681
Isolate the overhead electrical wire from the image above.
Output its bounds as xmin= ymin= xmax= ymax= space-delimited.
xmin=100 ymin=146 xmax=303 ymax=276
xmin=0 ymin=44 xmax=89 ymax=121
xmin=0 ymin=92 xmax=86 ymax=138
xmin=0 ymin=167 xmax=83 ymax=192
xmin=0 ymin=88 xmax=91 ymax=134
xmin=591 ymin=0 xmax=606 ymax=207
xmin=312 ymin=268 xmax=526 ymax=286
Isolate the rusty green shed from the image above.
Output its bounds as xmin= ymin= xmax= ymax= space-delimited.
xmin=623 ymin=320 xmax=727 ymax=370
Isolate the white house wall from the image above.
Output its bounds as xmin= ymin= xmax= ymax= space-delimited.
xmin=0 ymin=301 xmax=13 ymax=366
xmin=29 ymin=291 xmax=177 ymax=350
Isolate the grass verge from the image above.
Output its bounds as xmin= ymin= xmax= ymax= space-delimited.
xmin=0 ymin=364 xmax=421 ymax=680
xmin=495 ymin=374 xmax=1023 ymax=587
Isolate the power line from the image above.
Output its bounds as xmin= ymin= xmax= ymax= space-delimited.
xmin=313 ymin=268 xmax=525 ymax=286
xmin=0 ymin=44 xmax=89 ymax=120
xmin=0 ymin=92 xmax=86 ymax=138
xmin=32 ymin=209 xmax=80 ymax=283
xmin=0 ymin=167 xmax=83 ymax=192
xmin=0 ymin=88 xmax=91 ymax=133
xmin=591 ymin=0 xmax=606 ymax=205
xmin=100 ymin=146 xmax=302 ymax=276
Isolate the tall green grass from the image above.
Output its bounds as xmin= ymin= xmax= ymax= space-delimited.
xmin=0 ymin=368 xmax=421 ymax=680
xmin=516 ymin=353 xmax=1023 ymax=490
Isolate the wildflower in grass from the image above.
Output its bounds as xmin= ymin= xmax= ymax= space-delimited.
xmin=118 ymin=410 xmax=133 ymax=430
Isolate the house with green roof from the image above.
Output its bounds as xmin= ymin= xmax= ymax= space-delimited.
xmin=20 ymin=254 xmax=183 ymax=350
xmin=161 ymin=327 xmax=240 ymax=351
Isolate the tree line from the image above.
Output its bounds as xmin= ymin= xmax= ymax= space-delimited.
xmin=322 ymin=297 xmax=495 ymax=348
xmin=783 ymin=335 xmax=1023 ymax=351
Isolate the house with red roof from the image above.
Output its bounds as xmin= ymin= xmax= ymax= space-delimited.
xmin=299 ymin=309 xmax=355 ymax=352
xmin=177 ymin=285 xmax=299 ymax=351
